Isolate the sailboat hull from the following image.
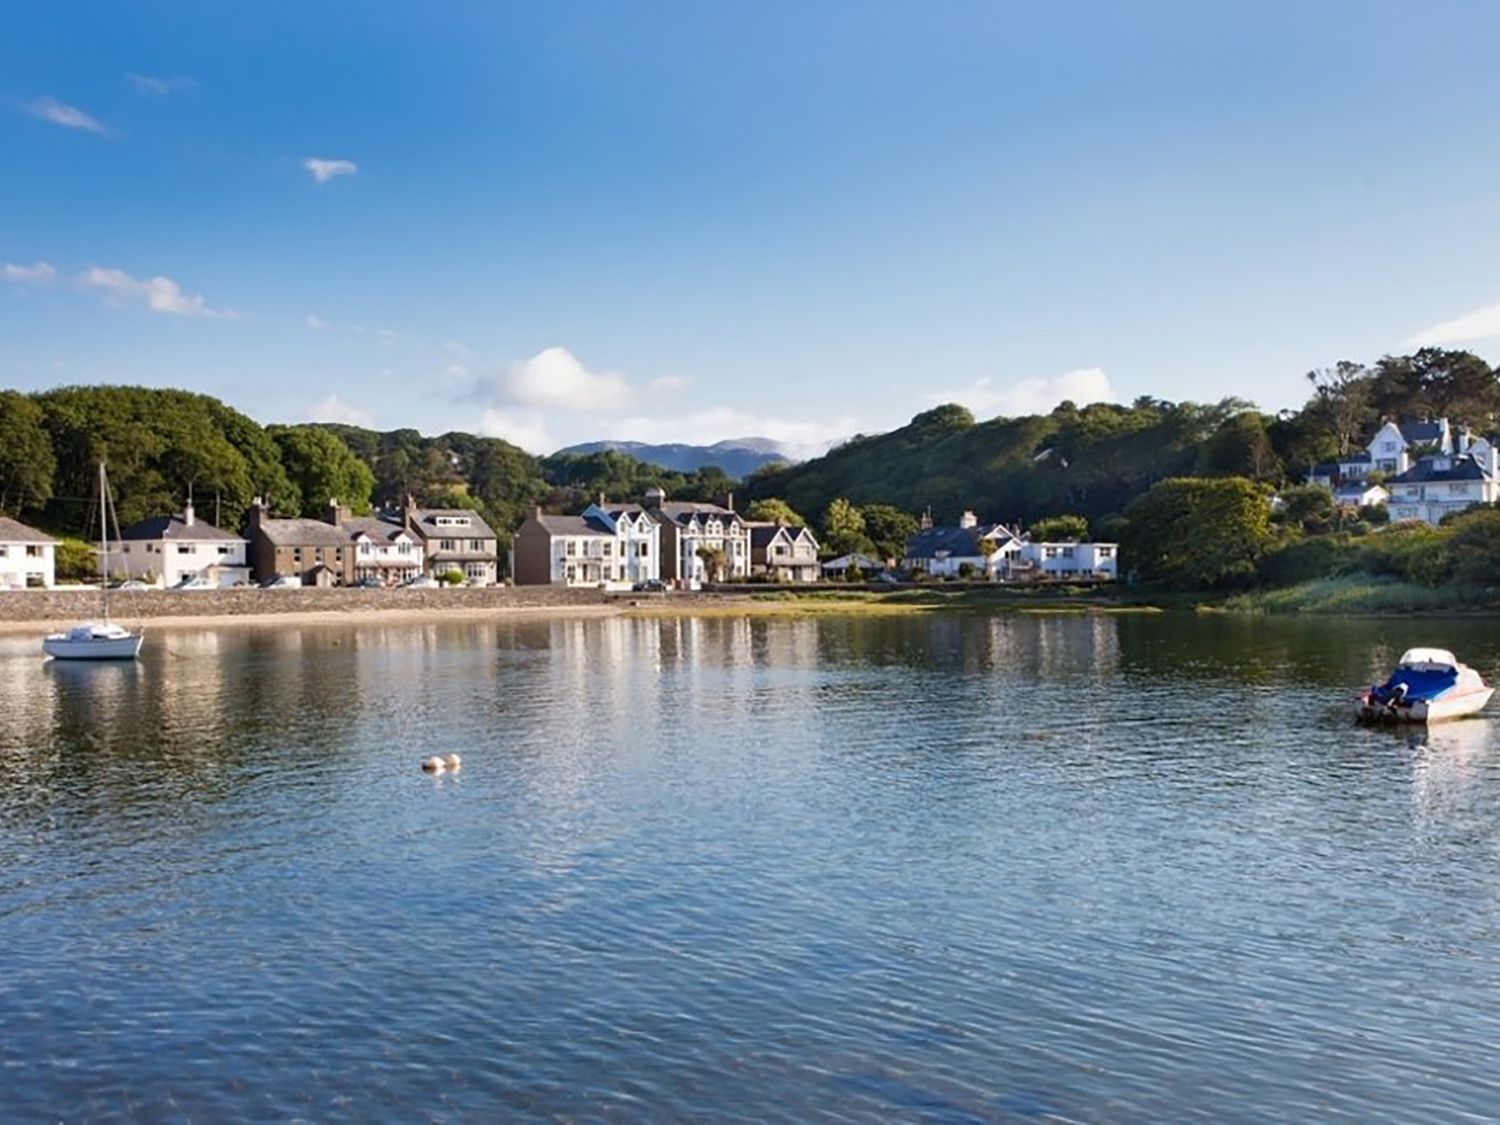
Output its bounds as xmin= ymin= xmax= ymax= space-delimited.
xmin=43 ymin=633 xmax=144 ymax=660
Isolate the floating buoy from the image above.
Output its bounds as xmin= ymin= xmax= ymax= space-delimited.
xmin=421 ymin=755 xmax=447 ymax=773
xmin=445 ymin=753 xmax=462 ymax=772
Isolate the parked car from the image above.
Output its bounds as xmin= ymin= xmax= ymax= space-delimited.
xmin=352 ymin=577 xmax=384 ymax=589
xmin=632 ymin=579 xmax=666 ymax=592
xmin=172 ymin=576 xmax=216 ymax=591
xmin=260 ymin=576 xmax=302 ymax=590
xmin=402 ymin=576 xmax=440 ymax=589
xmin=114 ymin=579 xmax=152 ymax=591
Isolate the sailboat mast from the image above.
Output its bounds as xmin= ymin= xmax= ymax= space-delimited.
xmin=99 ymin=463 xmax=109 ymax=624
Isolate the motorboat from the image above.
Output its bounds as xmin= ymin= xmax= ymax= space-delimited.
xmin=1356 ymin=648 xmax=1492 ymax=723
xmin=42 ymin=463 xmax=144 ymax=661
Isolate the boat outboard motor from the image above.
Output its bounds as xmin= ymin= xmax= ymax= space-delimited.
xmin=1388 ymin=682 xmax=1408 ymax=710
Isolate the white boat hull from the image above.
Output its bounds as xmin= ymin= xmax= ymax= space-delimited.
xmin=1356 ymin=686 xmax=1493 ymax=724
xmin=43 ymin=633 xmax=144 ymax=661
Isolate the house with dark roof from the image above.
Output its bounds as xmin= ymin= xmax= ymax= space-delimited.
xmin=511 ymin=500 xmax=661 ymax=587
xmin=902 ymin=511 xmax=1024 ymax=578
xmin=246 ymin=501 xmax=356 ymax=586
xmin=115 ymin=501 xmax=249 ymax=588
xmin=639 ymin=488 xmax=750 ymax=583
xmin=747 ymin=522 xmax=820 ymax=582
xmin=398 ymin=497 xmax=499 ymax=585
xmin=0 ymin=516 xmax=58 ymax=589
xmin=1387 ymin=451 xmax=1499 ymax=525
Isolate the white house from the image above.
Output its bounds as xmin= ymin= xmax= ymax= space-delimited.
xmin=1309 ymin=418 xmax=1455 ymax=486
xmin=1332 ymin=482 xmax=1389 ymax=510
xmin=1386 ymin=450 xmax=1500 ymax=526
xmin=0 ymin=516 xmax=57 ymax=589
xmin=903 ymin=511 xmax=1024 ymax=578
xmin=1017 ymin=541 xmax=1119 ymax=579
xmin=748 ymin=523 xmax=821 ymax=582
xmin=115 ymin=502 xmax=249 ymax=587
xmin=512 ymin=502 xmax=661 ymax=587
xmin=640 ymin=489 xmax=751 ymax=584
xmin=345 ymin=517 xmax=424 ymax=586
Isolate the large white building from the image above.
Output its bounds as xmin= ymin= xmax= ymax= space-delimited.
xmin=345 ymin=517 xmax=425 ymax=586
xmin=0 ymin=517 xmax=57 ymax=589
xmin=115 ymin=503 xmax=249 ymax=587
xmin=511 ymin=502 xmax=662 ymax=587
xmin=1387 ymin=446 xmax=1500 ymax=526
xmin=1016 ymin=541 xmax=1119 ymax=579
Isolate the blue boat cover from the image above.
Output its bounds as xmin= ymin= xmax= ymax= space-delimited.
xmin=1373 ymin=666 xmax=1457 ymax=703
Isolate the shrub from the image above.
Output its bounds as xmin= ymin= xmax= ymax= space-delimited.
xmin=439 ymin=569 xmax=466 ymax=586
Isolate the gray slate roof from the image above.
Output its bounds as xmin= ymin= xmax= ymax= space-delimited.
xmin=409 ymin=508 xmax=497 ymax=540
xmin=650 ymin=501 xmax=744 ymax=528
xmin=119 ymin=512 xmax=243 ymax=543
xmin=1390 ymin=454 xmax=1488 ymax=484
xmin=255 ymin=518 xmax=352 ymax=547
xmin=536 ymin=514 xmax=613 ymax=538
xmin=904 ymin=526 xmax=989 ymax=560
xmin=1399 ymin=421 xmax=1446 ymax=444
xmin=0 ymin=516 xmax=57 ymax=544
xmin=343 ymin=516 xmax=413 ymax=544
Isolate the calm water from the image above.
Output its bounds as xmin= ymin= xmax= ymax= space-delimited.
xmin=3 ymin=611 xmax=1500 ymax=1122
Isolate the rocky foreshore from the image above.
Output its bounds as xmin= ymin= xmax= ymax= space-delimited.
xmin=0 ymin=585 xmax=696 ymax=627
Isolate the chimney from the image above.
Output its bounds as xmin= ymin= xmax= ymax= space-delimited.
xmin=247 ymin=497 xmax=266 ymax=535
xmin=598 ymin=491 xmax=606 ymax=508
xmin=533 ymin=505 xmax=543 ymax=520
xmin=183 ymin=499 xmax=195 ymax=527
xmin=643 ymin=487 xmax=665 ymax=511
xmin=920 ymin=507 xmax=933 ymax=531
xmin=327 ymin=499 xmax=350 ymax=526
xmin=726 ymin=491 xmax=735 ymax=512
xmin=959 ymin=510 xmax=978 ymax=529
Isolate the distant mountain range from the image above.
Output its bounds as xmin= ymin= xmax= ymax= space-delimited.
xmin=552 ymin=438 xmax=799 ymax=477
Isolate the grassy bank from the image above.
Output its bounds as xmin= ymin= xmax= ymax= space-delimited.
xmin=1215 ymin=575 xmax=1491 ymax=615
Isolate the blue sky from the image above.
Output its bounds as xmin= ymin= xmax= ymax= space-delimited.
xmin=5 ymin=2 xmax=1500 ymax=454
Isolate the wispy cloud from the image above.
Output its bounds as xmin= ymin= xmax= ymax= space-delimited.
xmin=304 ymin=157 xmax=358 ymax=184
xmin=126 ymin=72 xmax=195 ymax=97
xmin=306 ymin=394 xmax=374 ymax=427
xmin=928 ymin=367 xmax=1115 ymax=417
xmin=80 ymin=266 xmax=235 ymax=318
xmin=2 ymin=261 xmax=57 ymax=285
xmin=24 ymin=96 xmax=106 ymax=135
xmin=305 ymin=313 xmax=327 ymax=330
xmin=1406 ymin=300 xmax=1500 ymax=347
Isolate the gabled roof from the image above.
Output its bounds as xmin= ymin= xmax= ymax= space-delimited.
xmin=118 ymin=512 xmax=244 ymax=543
xmin=747 ymin=523 xmax=793 ymax=549
xmin=343 ymin=516 xmax=414 ymax=544
xmin=649 ymin=501 xmax=744 ymax=528
xmin=822 ymin=552 xmax=883 ymax=569
xmin=254 ymin=518 xmax=352 ymax=547
xmin=1389 ymin=454 xmax=1488 ymax=484
xmin=0 ymin=516 xmax=57 ymax=544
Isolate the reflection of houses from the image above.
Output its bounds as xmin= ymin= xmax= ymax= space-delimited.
xmin=511 ymin=501 xmax=661 ymax=587
xmin=748 ymin=523 xmax=820 ymax=582
xmin=115 ymin=502 xmax=250 ymax=587
xmin=0 ymin=517 xmax=57 ymax=589
xmin=246 ymin=501 xmax=354 ymax=586
xmin=345 ymin=516 xmax=424 ymax=586
xmin=399 ymin=498 xmax=498 ymax=585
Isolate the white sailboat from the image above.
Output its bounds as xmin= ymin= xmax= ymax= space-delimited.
xmin=42 ymin=464 xmax=144 ymax=661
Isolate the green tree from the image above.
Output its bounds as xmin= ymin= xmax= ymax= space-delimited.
xmin=1029 ymin=514 xmax=1089 ymax=541
xmin=744 ymin=498 xmax=805 ymax=527
xmin=1278 ymin=485 xmax=1335 ymax=534
xmin=1445 ymin=508 xmax=1500 ymax=587
xmin=1120 ymin=477 xmax=1273 ymax=588
xmin=859 ymin=504 xmax=918 ymax=561
xmin=0 ymin=391 xmax=56 ymax=515
xmin=268 ymin=425 xmax=375 ymax=517
xmin=1304 ymin=361 xmax=1375 ymax=456
xmin=695 ymin=545 xmax=728 ymax=582
xmin=822 ymin=496 xmax=870 ymax=556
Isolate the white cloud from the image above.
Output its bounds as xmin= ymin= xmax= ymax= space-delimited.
xmin=304 ymin=157 xmax=358 ymax=184
xmin=445 ymin=364 xmax=469 ymax=378
xmin=1406 ymin=300 xmax=1500 ymax=347
xmin=2 ymin=261 xmax=56 ymax=284
xmin=647 ymin=374 xmax=694 ymax=393
xmin=80 ymin=266 xmax=235 ymax=318
xmin=929 ymin=367 xmax=1115 ymax=417
xmin=441 ymin=340 xmax=467 ymax=354
xmin=126 ymin=73 xmax=195 ymax=96
xmin=478 ymin=346 xmax=635 ymax=411
xmin=479 ymin=408 xmax=554 ymax=453
xmin=24 ymin=96 xmax=106 ymax=134
xmin=306 ymin=394 xmax=374 ymax=427
xmin=377 ymin=328 xmax=397 ymax=346
xmin=305 ymin=313 xmax=327 ymax=330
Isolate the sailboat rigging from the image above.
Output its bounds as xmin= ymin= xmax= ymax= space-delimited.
xmin=42 ymin=464 xmax=144 ymax=660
